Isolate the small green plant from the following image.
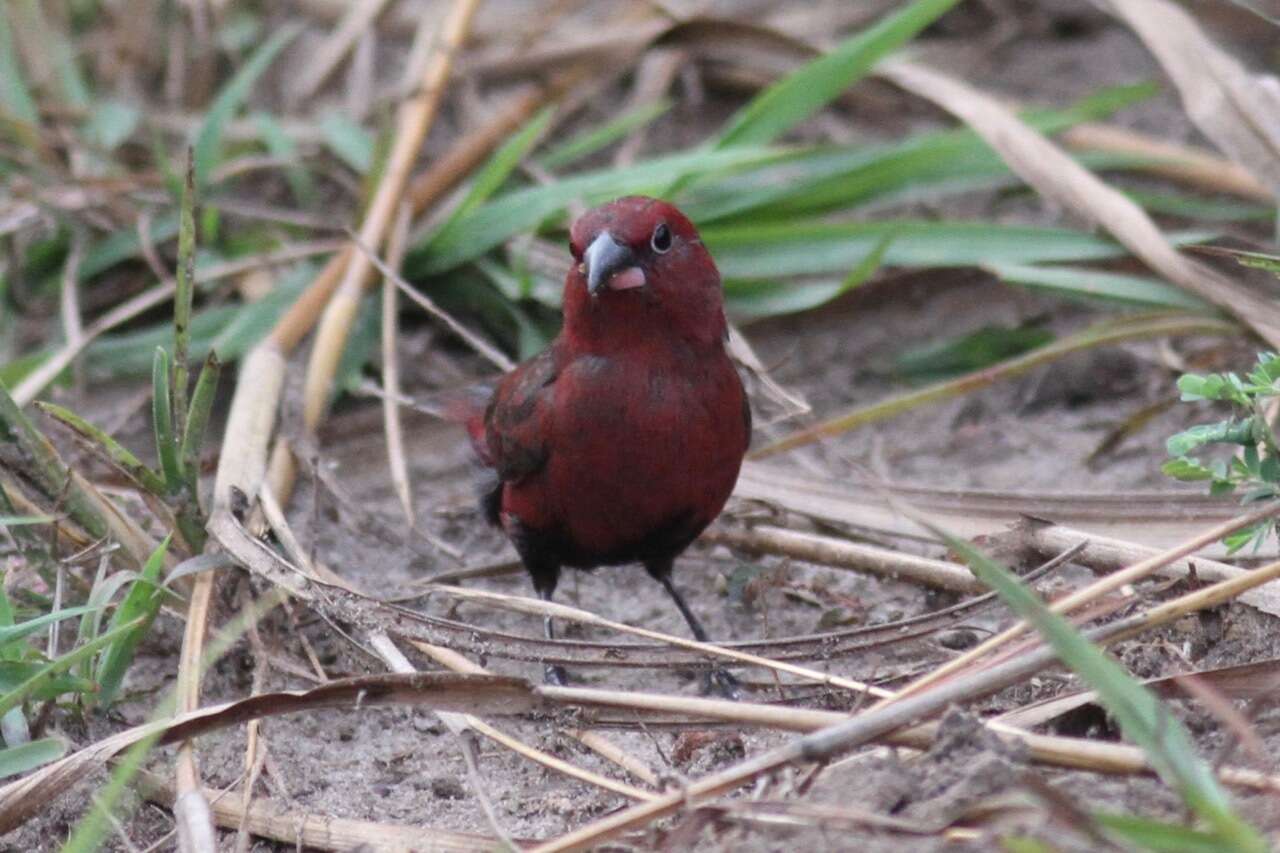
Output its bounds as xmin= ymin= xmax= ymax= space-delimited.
xmin=1163 ymin=350 xmax=1280 ymax=552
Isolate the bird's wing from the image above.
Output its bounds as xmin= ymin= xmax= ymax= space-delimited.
xmin=484 ymin=346 xmax=559 ymax=484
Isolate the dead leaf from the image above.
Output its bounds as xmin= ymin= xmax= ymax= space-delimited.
xmin=876 ymin=57 xmax=1280 ymax=349
xmin=1100 ymin=0 xmax=1280 ymax=197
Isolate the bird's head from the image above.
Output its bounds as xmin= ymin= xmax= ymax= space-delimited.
xmin=563 ymin=196 xmax=726 ymax=349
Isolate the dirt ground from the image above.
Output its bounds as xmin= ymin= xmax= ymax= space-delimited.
xmin=6 ymin=1 xmax=1280 ymax=851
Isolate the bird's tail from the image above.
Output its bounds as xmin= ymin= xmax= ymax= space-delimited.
xmin=415 ymin=383 xmax=494 ymax=467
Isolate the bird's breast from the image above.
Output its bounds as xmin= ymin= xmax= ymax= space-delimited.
xmin=529 ymin=349 xmax=747 ymax=562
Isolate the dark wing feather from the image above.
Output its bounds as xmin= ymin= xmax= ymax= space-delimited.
xmin=480 ymin=348 xmax=559 ymax=517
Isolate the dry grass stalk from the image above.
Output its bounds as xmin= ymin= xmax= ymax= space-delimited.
xmin=173 ymin=567 xmax=222 ymax=845
xmin=1062 ymin=123 xmax=1273 ymax=202
xmin=301 ymin=0 xmax=481 ymax=432
xmin=8 ymin=624 xmax=1280 ymax=842
xmin=288 ymin=0 xmax=393 ymax=104
xmin=737 ymin=442 xmax=1257 ymax=556
xmin=411 ymin=640 xmax=662 ymax=791
xmin=134 ymin=769 xmax=510 ymax=852
xmin=356 ymin=230 xmax=514 ymax=371
xmin=380 ymin=202 xmax=415 ymax=525
xmin=703 ymin=524 xmax=985 ymax=594
xmin=1017 ymin=519 xmax=1280 ymax=616
xmin=426 ymin=584 xmax=881 ymax=695
xmin=877 ymin=57 xmax=1280 ymax=348
xmin=1101 ymin=0 xmax=1280 ymax=197
xmin=254 ymin=0 xmax=499 ymax=517
xmin=11 ymin=281 xmax=177 ymax=407
xmin=876 ymin=499 xmax=1280 ymax=706
xmin=530 ymin=625 xmax=1280 ymax=853
xmin=375 ymin=630 xmax=656 ymax=804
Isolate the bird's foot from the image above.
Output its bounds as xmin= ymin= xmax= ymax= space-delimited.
xmin=544 ymin=664 xmax=569 ymax=686
xmin=701 ymin=667 xmax=741 ymax=701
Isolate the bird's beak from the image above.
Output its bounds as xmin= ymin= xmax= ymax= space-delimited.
xmin=584 ymin=231 xmax=643 ymax=296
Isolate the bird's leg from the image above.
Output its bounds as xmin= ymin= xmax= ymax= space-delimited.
xmin=533 ymin=575 xmax=568 ymax=687
xmin=651 ymin=566 xmax=740 ymax=700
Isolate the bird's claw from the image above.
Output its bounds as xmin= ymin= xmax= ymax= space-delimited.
xmin=544 ymin=664 xmax=569 ymax=687
xmin=701 ymin=667 xmax=741 ymax=701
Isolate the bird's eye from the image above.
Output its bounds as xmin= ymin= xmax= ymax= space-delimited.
xmin=650 ymin=223 xmax=672 ymax=254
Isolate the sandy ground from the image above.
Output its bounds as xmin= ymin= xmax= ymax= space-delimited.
xmin=6 ymin=1 xmax=1280 ymax=851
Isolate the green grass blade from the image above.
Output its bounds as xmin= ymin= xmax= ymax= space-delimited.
xmin=723 ymin=233 xmax=892 ymax=318
xmin=93 ymin=537 xmax=171 ymax=708
xmin=320 ymin=110 xmax=375 ymax=174
xmin=0 ymin=515 xmax=54 ymax=528
xmin=1198 ymin=247 xmax=1280 ymax=277
xmin=0 ymin=381 xmax=108 ymax=540
xmin=1125 ymin=190 xmax=1275 ymax=223
xmin=1095 ymin=813 xmax=1236 ymax=853
xmin=539 ymin=98 xmax=673 ymax=170
xmin=984 ymin=262 xmax=1216 ymax=312
xmin=35 ymin=402 xmax=167 ymax=496
xmin=150 ymin=348 xmax=181 ymax=494
xmin=0 ymin=9 xmax=38 ymax=128
xmin=0 ymin=616 xmax=145 ymax=719
xmin=0 ymin=664 xmax=94 ymax=701
xmin=63 ymin=591 xmax=284 ymax=853
xmin=894 ymin=325 xmax=1055 ymax=380
xmin=179 ymin=352 xmax=221 ymax=528
xmin=252 ymin=111 xmax=315 ymax=205
xmin=410 ymin=145 xmax=791 ymax=275
xmin=0 ymin=606 xmax=98 ymax=652
xmin=427 ymin=106 xmax=556 ymax=256
xmin=0 ymin=737 xmax=66 ymax=778
xmin=79 ymin=214 xmax=180 ymax=281
xmin=701 ymin=220 xmax=1216 ymax=280
xmin=172 ymin=150 xmax=197 ymax=440
xmin=713 ymin=0 xmax=960 ymax=149
xmin=192 ymin=24 xmax=300 ymax=188
xmin=453 ymin=105 xmax=555 ymax=222
xmin=935 ymin=530 xmax=1266 ymax=852
xmin=687 ymin=82 xmax=1158 ymax=224
xmin=78 ymin=265 xmax=313 ymax=378
xmin=0 ymin=576 xmax=13 ymax=632
xmin=83 ymin=100 xmax=140 ymax=153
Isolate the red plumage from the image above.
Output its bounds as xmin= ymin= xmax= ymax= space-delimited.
xmin=457 ymin=196 xmax=750 ymax=692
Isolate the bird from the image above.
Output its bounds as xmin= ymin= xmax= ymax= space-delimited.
xmin=452 ymin=196 xmax=751 ymax=695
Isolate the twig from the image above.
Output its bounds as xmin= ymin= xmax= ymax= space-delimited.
xmin=1014 ymin=519 xmax=1280 ymax=616
xmin=221 ymin=79 xmax=565 ymax=526
xmin=703 ymin=524 xmax=985 ymax=594
xmin=375 ymin=618 xmax=655 ymax=804
xmin=301 ymin=0 xmax=481 ymax=432
xmin=1062 ymin=123 xmax=1272 ymax=203
xmin=352 ymin=228 xmax=514 ymax=372
xmin=412 ymin=640 xmax=662 ymax=790
xmin=135 ymin=768 xmax=509 ymax=852
xmin=59 ymin=229 xmax=85 ymax=393
xmin=457 ymin=729 xmax=519 ymax=852
xmin=255 ymin=0 xmax=483 ymax=525
xmin=288 ymin=0 xmax=392 ymax=104
xmin=878 ymin=57 xmax=1280 ymax=348
xmin=380 ymin=202 xmax=415 ymax=525
xmin=875 ymin=500 xmax=1280 ymax=707
xmin=752 ymin=314 xmax=1238 ymax=458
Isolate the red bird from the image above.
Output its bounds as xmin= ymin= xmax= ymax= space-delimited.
xmin=459 ymin=196 xmax=750 ymax=694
